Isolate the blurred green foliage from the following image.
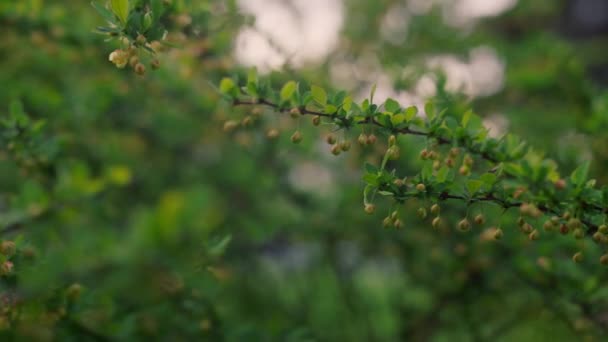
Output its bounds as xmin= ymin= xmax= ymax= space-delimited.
xmin=1 ymin=0 xmax=608 ymax=341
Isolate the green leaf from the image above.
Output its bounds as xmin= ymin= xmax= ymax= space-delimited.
xmin=150 ymin=0 xmax=163 ymax=21
xmin=365 ymin=163 xmax=378 ymax=174
xmin=325 ymin=104 xmax=338 ymax=114
xmin=425 ymin=101 xmax=435 ymax=119
xmin=363 ymin=173 xmax=380 ymax=186
xmin=384 ymin=98 xmax=400 ymax=113
xmin=219 ymin=78 xmax=236 ymax=96
xmin=343 ymin=96 xmax=353 ymax=111
xmin=247 ymin=68 xmax=258 ymax=86
xmin=110 ymin=0 xmax=130 ymax=24
xmin=480 ymin=173 xmax=497 ymax=187
xmin=378 ymin=191 xmax=394 ymax=197
xmin=280 ymin=81 xmax=297 ymax=102
xmin=208 ymin=234 xmax=232 ymax=257
xmin=570 ymin=160 xmax=590 ymax=186
xmin=466 ymin=180 xmax=483 ymax=195
xmin=391 ymin=113 xmax=405 ymax=126
xmin=404 ymin=106 xmax=418 ymax=121
xmin=311 ymin=85 xmax=327 ymax=105
xmin=370 ymin=83 xmax=377 ymax=103
xmin=436 ymin=166 xmax=449 ymax=183
xmin=91 ymin=1 xmax=117 ymax=24
xmin=461 ymin=110 xmax=472 ymax=128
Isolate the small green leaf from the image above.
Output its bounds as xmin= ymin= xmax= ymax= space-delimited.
xmin=391 ymin=113 xmax=405 ymax=126
xmin=461 ymin=110 xmax=472 ymax=127
xmin=404 ymin=106 xmax=418 ymax=121
xmin=219 ymin=78 xmax=236 ymax=96
xmin=343 ymin=96 xmax=353 ymax=111
xmin=370 ymin=83 xmax=377 ymax=103
xmin=311 ymin=85 xmax=327 ymax=105
xmin=280 ymin=81 xmax=297 ymax=102
xmin=110 ymin=0 xmax=130 ymax=24
xmin=384 ymin=98 xmax=400 ymax=113
xmin=425 ymin=101 xmax=435 ymax=119
xmin=364 ymin=163 xmax=378 ymax=174
xmin=91 ymin=1 xmax=117 ymax=24
xmin=466 ymin=180 xmax=483 ymax=195
xmin=247 ymin=68 xmax=258 ymax=86
xmin=570 ymin=160 xmax=590 ymax=186
xmin=325 ymin=104 xmax=338 ymax=114
xmin=208 ymin=234 xmax=232 ymax=257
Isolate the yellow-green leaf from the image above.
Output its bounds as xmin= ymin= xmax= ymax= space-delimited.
xmin=111 ymin=0 xmax=129 ymax=24
xmin=311 ymin=85 xmax=327 ymax=105
xmin=280 ymin=81 xmax=297 ymax=101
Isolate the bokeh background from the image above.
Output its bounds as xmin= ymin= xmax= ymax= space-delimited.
xmin=1 ymin=0 xmax=608 ymax=340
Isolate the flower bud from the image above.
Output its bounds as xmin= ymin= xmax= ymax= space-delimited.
xmin=358 ymin=133 xmax=368 ymax=146
xmin=415 ymin=183 xmax=426 ymax=192
xmin=0 ymin=241 xmax=16 ymax=256
xmin=108 ymin=49 xmax=129 ymax=68
xmin=387 ymin=146 xmax=400 ymax=160
xmin=599 ymin=225 xmax=608 ymax=234
xmin=366 ymin=134 xmax=377 ymax=145
xmin=573 ymin=228 xmax=584 ymax=239
xmin=266 ymin=128 xmax=279 ymax=140
xmin=493 ymin=227 xmax=503 ymax=240
xmin=129 ymin=55 xmax=139 ymax=67
xmin=419 ymin=149 xmax=429 ymax=160
xmin=67 ymin=283 xmax=83 ymax=301
xmin=600 ymin=254 xmax=608 ymax=265
xmin=390 ymin=211 xmax=399 ymax=220
xmin=417 ymin=207 xmax=427 ymax=219
xmin=0 ymin=261 xmax=13 ymax=276
xmin=383 ymin=217 xmax=392 ymax=228
xmin=433 ymin=160 xmax=441 ymax=171
xmin=151 ymin=59 xmax=161 ymax=70
xmin=459 ymin=165 xmax=470 ymax=176
xmin=554 ymin=179 xmax=566 ymax=190
xmin=458 ymin=218 xmax=470 ymax=232
xmin=445 ymin=158 xmax=454 ymax=168
xmin=312 ymin=115 xmax=321 ymax=126
xmin=543 ymin=221 xmax=554 ymax=232
xmin=430 ymin=204 xmax=440 ymax=215
xmin=528 ymin=230 xmax=540 ymax=241
xmin=223 ymin=120 xmax=239 ymax=133
xmin=326 ymin=134 xmax=337 ymax=145
xmin=560 ymin=224 xmax=570 ymax=235
xmin=393 ymin=179 xmax=404 ymax=187
xmin=340 ymin=141 xmax=351 ymax=152
xmin=449 ymin=147 xmax=460 ymax=157
xmin=289 ymin=107 xmax=301 ymax=119
xmin=136 ymin=34 xmax=147 ymax=45
xmin=364 ymin=204 xmax=376 ymax=214
xmin=432 ymin=216 xmax=441 ymax=229
xmin=521 ymin=223 xmax=533 ymax=234
xmin=134 ymin=62 xmax=146 ymax=75
xmin=474 ymin=214 xmax=485 ymax=225
xmin=241 ymin=116 xmax=253 ymax=127
xmin=388 ymin=135 xmax=396 ymax=146
xmin=593 ymin=232 xmax=605 ymax=243
xmin=572 ymin=251 xmax=583 ymax=263
xmin=331 ymin=144 xmax=342 ymax=156
xmin=291 ymin=130 xmax=303 ymax=144
xmin=567 ymin=218 xmax=581 ymax=230
xmin=464 ymin=154 xmax=474 ymax=166
xmin=393 ymin=219 xmax=403 ymax=229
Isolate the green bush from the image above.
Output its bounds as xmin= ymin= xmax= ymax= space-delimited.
xmin=1 ymin=0 xmax=608 ymax=340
